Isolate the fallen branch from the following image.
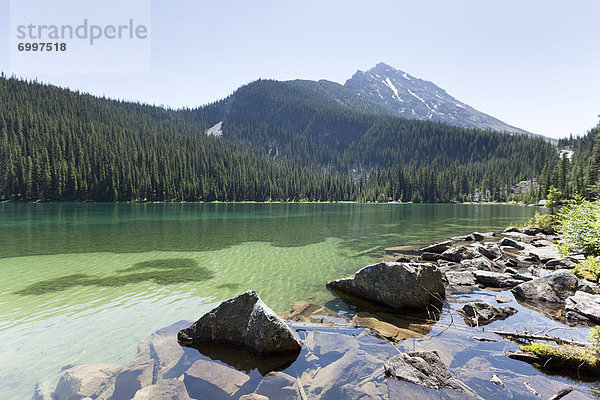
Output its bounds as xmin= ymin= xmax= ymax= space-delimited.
xmin=492 ymin=330 xmax=587 ymax=346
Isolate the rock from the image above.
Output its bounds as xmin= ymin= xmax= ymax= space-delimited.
xmin=522 ymin=227 xmax=543 ymax=236
xmin=545 ymin=257 xmax=577 ymax=269
xmin=327 ymin=262 xmax=444 ymax=310
xmin=178 ymin=290 xmax=302 ymax=355
xmin=473 ymin=270 xmax=530 ymax=288
xmin=352 ymin=312 xmax=431 ymax=341
xmin=500 ymin=238 xmax=525 ymax=250
xmin=419 ymin=252 xmax=442 ymax=262
xmin=477 ymin=243 xmax=502 ymax=260
xmin=418 ymin=241 xmax=452 ymax=254
xmin=470 ymin=232 xmax=485 ymax=241
xmin=495 ymin=294 xmax=512 ymax=303
xmin=504 ymin=227 xmax=521 ymax=233
xmin=112 ymin=360 xmax=155 ymax=400
xmin=395 ymin=256 xmax=412 ymax=263
xmin=459 ymin=302 xmax=517 ymax=326
xmin=460 ymin=256 xmax=495 ymax=271
xmin=504 ymin=267 xmax=518 ymax=275
xmin=239 ymin=395 xmax=270 ymax=400
xmin=445 ymin=271 xmax=476 ymax=286
xmin=384 ymin=351 xmax=462 ymax=391
xmin=254 ymin=372 xmax=306 ymax=400
xmin=54 ymin=364 xmax=123 ymax=400
xmin=133 ymin=321 xmax=188 ymax=379
xmin=440 ymin=246 xmax=480 ymax=262
xmin=183 ymin=359 xmax=250 ymax=399
xmin=302 ymin=348 xmax=382 ymax=399
xmin=565 ymin=291 xmax=600 ymax=323
xmin=132 ymin=379 xmax=191 ymax=400
xmin=512 ymin=270 xmax=588 ymax=303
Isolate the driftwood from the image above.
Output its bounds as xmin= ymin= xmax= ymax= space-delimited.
xmin=549 ymin=387 xmax=574 ymax=400
xmin=492 ymin=330 xmax=588 ymax=347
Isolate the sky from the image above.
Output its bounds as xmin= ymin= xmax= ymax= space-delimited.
xmin=0 ymin=0 xmax=599 ymax=139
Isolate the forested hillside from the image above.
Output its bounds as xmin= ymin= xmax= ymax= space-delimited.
xmin=0 ymin=76 xmax=560 ymax=202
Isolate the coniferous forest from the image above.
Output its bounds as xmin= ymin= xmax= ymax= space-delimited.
xmin=0 ymin=76 xmax=597 ymax=203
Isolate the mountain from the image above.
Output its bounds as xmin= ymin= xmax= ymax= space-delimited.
xmin=345 ymin=62 xmax=532 ymax=136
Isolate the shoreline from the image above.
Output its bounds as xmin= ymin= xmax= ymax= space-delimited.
xmin=42 ymin=224 xmax=599 ymax=400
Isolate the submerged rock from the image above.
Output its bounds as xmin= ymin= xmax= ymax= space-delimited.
xmin=132 ymin=379 xmax=191 ymax=400
xmin=459 ymin=302 xmax=517 ymax=326
xmin=112 ymin=360 xmax=155 ymax=400
xmin=53 ymin=363 xmax=123 ymax=400
xmin=384 ymin=351 xmax=462 ymax=391
xmin=512 ymin=270 xmax=589 ymax=303
xmin=565 ymin=291 xmax=600 ymax=323
xmin=183 ymin=359 xmax=250 ymax=399
xmin=327 ymin=262 xmax=444 ymax=310
xmin=178 ymin=290 xmax=302 ymax=355
xmin=253 ymin=371 xmax=306 ymax=400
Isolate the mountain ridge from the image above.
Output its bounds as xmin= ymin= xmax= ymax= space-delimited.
xmin=344 ymin=62 xmax=534 ymax=137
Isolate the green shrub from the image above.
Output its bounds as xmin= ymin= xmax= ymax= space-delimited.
xmin=556 ymin=199 xmax=600 ymax=256
xmin=574 ymin=257 xmax=600 ymax=282
xmin=524 ymin=212 xmax=556 ymax=233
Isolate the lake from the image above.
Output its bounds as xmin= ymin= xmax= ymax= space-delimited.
xmin=0 ymin=203 xmax=541 ymax=398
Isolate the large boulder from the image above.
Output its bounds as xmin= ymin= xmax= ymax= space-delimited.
xmin=440 ymin=246 xmax=480 ymax=262
xmin=384 ymin=351 xmax=462 ymax=391
xmin=53 ymin=363 xmax=123 ymax=400
xmin=459 ymin=302 xmax=517 ymax=326
xmin=566 ymin=291 xmax=600 ymax=323
xmin=512 ymin=270 xmax=589 ymax=303
xmin=327 ymin=262 xmax=444 ymax=310
xmin=178 ymin=290 xmax=302 ymax=355
xmin=132 ymin=379 xmax=191 ymax=400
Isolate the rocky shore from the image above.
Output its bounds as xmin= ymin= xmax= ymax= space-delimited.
xmin=42 ymin=226 xmax=600 ymax=400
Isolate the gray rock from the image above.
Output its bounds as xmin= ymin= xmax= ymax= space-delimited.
xmin=565 ymin=291 xmax=600 ymax=323
xmin=178 ymin=291 xmax=302 ymax=355
xmin=254 ymin=372 xmax=305 ymax=400
xmin=132 ymin=379 xmax=191 ymax=400
xmin=445 ymin=271 xmax=476 ymax=286
xmin=183 ymin=359 xmax=250 ymax=399
xmin=546 ymin=257 xmax=577 ymax=269
xmin=460 ymin=256 xmax=494 ymax=271
xmin=459 ymin=302 xmax=517 ymax=326
xmin=495 ymin=294 xmax=512 ymax=303
xmin=54 ymin=364 xmax=123 ymax=400
xmin=522 ymin=227 xmax=543 ymax=236
xmin=470 ymin=232 xmax=485 ymax=241
xmin=500 ymin=238 xmax=525 ymax=250
xmin=133 ymin=321 xmax=188 ymax=379
xmin=512 ymin=270 xmax=588 ymax=303
xmin=327 ymin=262 xmax=444 ymax=309
xmin=112 ymin=360 xmax=155 ymax=400
xmin=418 ymin=241 xmax=452 ymax=254
xmin=384 ymin=351 xmax=462 ymax=391
xmin=441 ymin=246 xmax=480 ymax=262
xmin=473 ymin=271 xmax=530 ymax=288
xmin=504 ymin=227 xmax=522 ymax=233
xmin=477 ymin=243 xmax=502 ymax=260
xmin=504 ymin=267 xmax=518 ymax=275
xmin=420 ymin=252 xmax=442 ymax=262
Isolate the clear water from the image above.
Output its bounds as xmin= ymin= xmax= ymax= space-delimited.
xmin=0 ymin=203 xmax=540 ymax=398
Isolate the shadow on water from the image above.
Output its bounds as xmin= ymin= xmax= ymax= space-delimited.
xmin=14 ymin=258 xmax=214 ymax=295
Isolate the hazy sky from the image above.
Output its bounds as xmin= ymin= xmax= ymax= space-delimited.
xmin=1 ymin=0 xmax=599 ymax=139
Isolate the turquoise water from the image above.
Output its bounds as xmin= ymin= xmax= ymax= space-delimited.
xmin=0 ymin=203 xmax=539 ymax=398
